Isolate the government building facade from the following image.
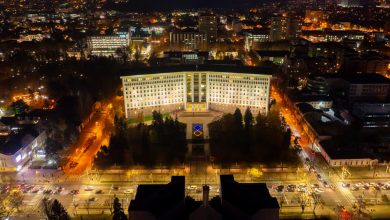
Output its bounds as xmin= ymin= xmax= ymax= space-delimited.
xmin=121 ymin=66 xmax=272 ymax=118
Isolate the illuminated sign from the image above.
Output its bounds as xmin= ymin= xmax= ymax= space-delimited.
xmin=192 ymin=124 xmax=203 ymax=137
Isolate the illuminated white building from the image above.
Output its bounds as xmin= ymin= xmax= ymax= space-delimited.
xmin=87 ymin=31 xmax=130 ymax=58
xmin=0 ymin=128 xmax=46 ymax=172
xmin=121 ymin=66 xmax=272 ymax=118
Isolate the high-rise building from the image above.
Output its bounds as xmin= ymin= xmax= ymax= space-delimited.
xmin=244 ymin=29 xmax=270 ymax=51
xmin=86 ymin=31 xmax=130 ymax=58
xmin=169 ymin=29 xmax=207 ymax=51
xmin=270 ymin=16 xmax=302 ymax=42
xmin=121 ymin=66 xmax=272 ymax=118
xmin=198 ymin=13 xmax=218 ymax=43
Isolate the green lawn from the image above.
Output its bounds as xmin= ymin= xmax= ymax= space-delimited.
xmin=127 ymin=113 xmax=170 ymax=124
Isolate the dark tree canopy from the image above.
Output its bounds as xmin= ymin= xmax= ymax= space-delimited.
xmin=41 ymin=199 xmax=70 ymax=220
xmin=95 ymin=111 xmax=187 ymax=168
xmin=9 ymin=100 xmax=30 ymax=115
xmin=209 ymin=108 xmax=299 ymax=166
xmin=113 ymin=197 xmax=128 ymax=220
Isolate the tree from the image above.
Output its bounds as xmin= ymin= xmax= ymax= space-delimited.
xmin=9 ymin=100 xmax=30 ymax=115
xmin=42 ymin=198 xmax=71 ymax=220
xmin=152 ymin=111 xmax=164 ymax=128
xmin=51 ymin=199 xmax=70 ymax=220
xmin=113 ymin=197 xmax=127 ymax=220
xmin=244 ymin=108 xmax=253 ymax=130
xmin=233 ymin=108 xmax=243 ymax=129
xmin=115 ymin=47 xmax=129 ymax=64
xmin=0 ymin=201 xmax=10 ymax=219
xmin=104 ymin=197 xmax=114 ymax=214
xmin=7 ymin=191 xmax=23 ymax=212
xmin=84 ymin=199 xmax=91 ymax=215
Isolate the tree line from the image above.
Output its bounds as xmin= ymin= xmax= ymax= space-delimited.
xmin=95 ymin=111 xmax=187 ymax=168
xmin=209 ymin=107 xmax=299 ymax=167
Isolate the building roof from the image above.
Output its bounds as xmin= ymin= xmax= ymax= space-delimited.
xmin=120 ymin=65 xmax=273 ymax=76
xmin=0 ymin=117 xmax=17 ymax=126
xmin=220 ymin=175 xmax=279 ymax=215
xmin=129 ymin=176 xmax=187 ymax=218
xmin=296 ymin=102 xmax=317 ymax=114
xmin=288 ymin=90 xmax=332 ymax=103
xmin=245 ymin=28 xmax=270 ymax=35
xmin=341 ymin=74 xmax=390 ymax=84
xmin=0 ymin=126 xmax=39 ymax=155
xmin=320 ymin=139 xmax=374 ymax=160
xmin=303 ymin=111 xmax=346 ymax=137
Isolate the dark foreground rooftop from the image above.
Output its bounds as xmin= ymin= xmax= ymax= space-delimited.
xmin=220 ymin=175 xmax=279 ymax=215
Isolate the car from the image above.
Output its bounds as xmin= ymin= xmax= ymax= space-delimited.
xmin=312 ymin=183 xmax=320 ymax=189
xmin=355 ymin=183 xmax=363 ymax=187
xmin=95 ymin=190 xmax=103 ymax=194
xmin=369 ymin=182 xmax=377 ymax=187
xmin=323 ymin=181 xmax=329 ymax=187
xmin=276 ymin=185 xmax=284 ymax=192
xmin=124 ymin=189 xmax=134 ymax=194
xmin=315 ymin=188 xmax=324 ymax=193
xmin=374 ymin=186 xmax=380 ymax=191
xmin=187 ymin=185 xmax=198 ymax=190
xmin=70 ymin=190 xmax=80 ymax=195
xmin=111 ymin=185 xmax=119 ymax=190
xmin=31 ymin=188 xmax=39 ymax=193
xmin=85 ymin=186 xmax=94 ymax=191
xmin=297 ymin=185 xmax=307 ymax=192
xmin=351 ymin=186 xmax=359 ymax=191
xmin=342 ymin=183 xmax=350 ymax=188
xmin=287 ymin=184 xmax=296 ymax=192
xmin=54 ymin=187 xmax=63 ymax=194
xmin=88 ymin=197 xmax=97 ymax=202
xmin=69 ymin=162 xmax=78 ymax=168
xmin=363 ymin=185 xmax=369 ymax=190
xmin=43 ymin=189 xmax=52 ymax=194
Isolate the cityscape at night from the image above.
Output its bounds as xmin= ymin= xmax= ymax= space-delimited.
xmin=0 ymin=0 xmax=390 ymax=219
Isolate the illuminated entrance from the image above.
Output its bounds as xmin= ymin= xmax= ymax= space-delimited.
xmin=186 ymin=102 xmax=207 ymax=112
xmin=185 ymin=73 xmax=208 ymax=112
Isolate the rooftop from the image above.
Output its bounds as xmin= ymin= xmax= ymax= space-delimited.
xmin=303 ymin=111 xmax=346 ymax=137
xmin=0 ymin=126 xmax=39 ymax=155
xmin=287 ymin=90 xmax=332 ymax=104
xmin=120 ymin=65 xmax=273 ymax=76
xmin=341 ymin=74 xmax=390 ymax=84
xmin=129 ymin=176 xmax=190 ymax=218
xmin=220 ymin=175 xmax=279 ymax=215
xmin=320 ymin=139 xmax=374 ymax=160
